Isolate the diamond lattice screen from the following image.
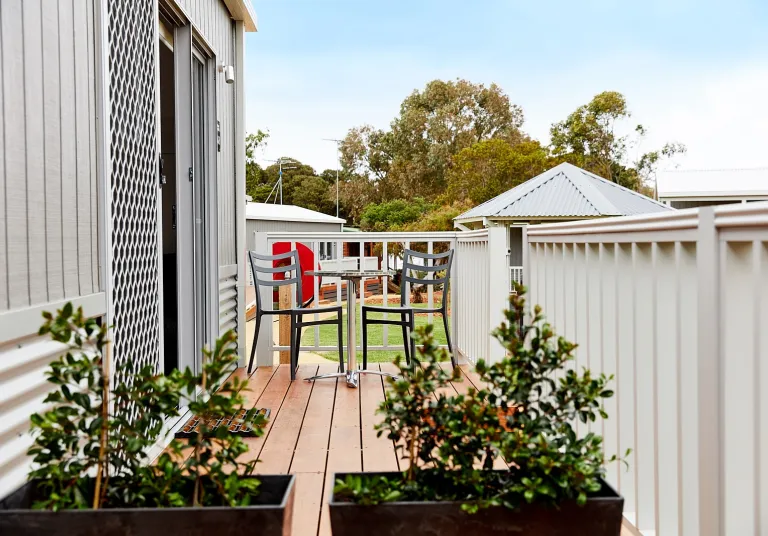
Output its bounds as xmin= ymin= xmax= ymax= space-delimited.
xmin=109 ymin=0 xmax=160 ymax=386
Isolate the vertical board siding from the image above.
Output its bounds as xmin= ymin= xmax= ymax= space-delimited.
xmin=654 ymin=242 xmax=680 ymax=535
xmin=73 ymin=0 xmax=93 ymax=296
xmin=22 ymin=0 xmax=47 ymax=306
xmin=0 ymin=0 xmax=100 ymax=499
xmin=525 ymin=204 xmax=768 ymax=536
xmin=721 ymin=240 xmax=757 ymax=535
xmin=59 ymin=1 xmax=80 ymax=298
xmin=757 ymin=242 xmax=768 ymax=536
xmin=86 ymin=0 xmax=99 ymax=292
xmin=2 ymin=0 xmax=30 ymax=309
xmin=0 ymin=0 xmax=5 ymax=313
xmin=677 ymin=242 xmax=699 ymax=536
xmin=0 ymin=0 xmax=99 ymax=315
xmin=42 ymin=2 xmax=64 ymax=303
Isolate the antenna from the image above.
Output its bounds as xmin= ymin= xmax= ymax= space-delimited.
xmin=263 ymin=157 xmax=298 ymax=204
xmin=323 ymin=139 xmax=342 ymax=218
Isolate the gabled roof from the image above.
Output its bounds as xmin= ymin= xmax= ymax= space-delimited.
xmin=245 ymin=202 xmax=346 ymax=224
xmin=658 ymin=167 xmax=768 ymax=198
xmin=455 ymin=163 xmax=672 ymax=223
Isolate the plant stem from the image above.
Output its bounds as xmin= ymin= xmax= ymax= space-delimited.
xmin=407 ymin=425 xmax=418 ymax=482
xmin=92 ymin=339 xmax=111 ymax=510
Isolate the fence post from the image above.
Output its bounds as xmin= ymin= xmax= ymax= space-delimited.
xmin=696 ymin=207 xmax=722 ymax=536
xmin=488 ymin=226 xmax=509 ymax=364
xmin=253 ymin=232 xmax=273 ymax=368
xmin=450 ymin=236 xmax=465 ymax=364
xmin=521 ymin=224 xmax=529 ymax=291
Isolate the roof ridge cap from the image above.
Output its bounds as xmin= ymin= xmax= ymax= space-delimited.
xmin=564 ymin=168 xmax=621 ymax=215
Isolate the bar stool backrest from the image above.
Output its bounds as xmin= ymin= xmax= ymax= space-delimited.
xmin=400 ymin=248 xmax=454 ymax=311
xmin=249 ymin=250 xmax=302 ymax=314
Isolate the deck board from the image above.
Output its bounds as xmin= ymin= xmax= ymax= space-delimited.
xmin=256 ymin=365 xmax=318 ymax=475
xmin=240 ymin=366 xmax=293 ymax=464
xmin=360 ymin=364 xmax=399 ymax=472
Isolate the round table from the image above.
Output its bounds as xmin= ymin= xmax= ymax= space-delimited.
xmin=304 ymin=269 xmax=397 ymax=388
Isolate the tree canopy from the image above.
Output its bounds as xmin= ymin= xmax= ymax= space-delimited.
xmin=445 ymin=139 xmax=551 ymax=205
xmin=257 ymin=83 xmax=685 ymax=232
xmin=550 ymin=91 xmax=686 ymax=191
xmin=341 ymin=79 xmax=526 ymax=202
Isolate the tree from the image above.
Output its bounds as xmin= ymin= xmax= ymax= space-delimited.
xmin=259 ymin=158 xmax=317 ymax=205
xmin=245 ymin=130 xmax=269 ymax=201
xmin=634 ymin=139 xmax=687 ymax=198
xmin=359 ymin=198 xmax=433 ymax=232
xmin=445 ymin=139 xmax=550 ymax=204
xmin=401 ymin=200 xmax=474 ymax=252
xmin=550 ymin=91 xmax=685 ymax=191
xmin=292 ymin=176 xmax=337 ymax=215
xmin=338 ymin=173 xmax=380 ymax=224
xmin=341 ymin=79 xmax=527 ymax=200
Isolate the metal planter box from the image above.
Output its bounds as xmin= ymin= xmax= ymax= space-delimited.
xmin=0 ymin=475 xmax=294 ymax=536
xmin=329 ymin=472 xmax=624 ymax=536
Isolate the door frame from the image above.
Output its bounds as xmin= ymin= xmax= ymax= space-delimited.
xmin=191 ymin=44 xmax=220 ymax=360
xmin=166 ymin=22 xmax=218 ymax=378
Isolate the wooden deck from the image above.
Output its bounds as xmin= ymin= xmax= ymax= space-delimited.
xmin=232 ymin=362 xmax=634 ymax=536
xmin=230 ymin=362 xmax=474 ymax=536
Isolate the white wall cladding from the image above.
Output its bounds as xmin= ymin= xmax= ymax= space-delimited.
xmin=0 ymin=0 xmax=100 ymax=313
xmin=525 ymin=202 xmax=768 ymax=536
xmin=0 ymin=0 xmax=105 ymax=500
xmin=108 ymin=0 xmax=160 ymax=382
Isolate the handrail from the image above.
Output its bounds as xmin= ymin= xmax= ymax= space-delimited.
xmin=262 ymin=230 xmax=461 ymax=241
xmin=526 ymin=208 xmax=699 ymax=236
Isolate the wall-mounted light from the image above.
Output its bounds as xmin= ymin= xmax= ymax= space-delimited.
xmin=218 ymin=63 xmax=235 ymax=84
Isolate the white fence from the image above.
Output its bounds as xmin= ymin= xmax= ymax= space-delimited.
xmin=250 ymin=229 xmax=509 ymax=367
xmin=510 ymin=265 xmax=524 ymax=287
xmin=454 ymin=228 xmax=508 ymax=364
xmin=524 ymin=203 xmax=768 ymax=536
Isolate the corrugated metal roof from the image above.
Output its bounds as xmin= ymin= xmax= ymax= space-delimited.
xmin=455 ymin=163 xmax=672 ymax=221
xmin=657 ymin=168 xmax=768 ymax=198
xmin=245 ymin=202 xmax=346 ymax=224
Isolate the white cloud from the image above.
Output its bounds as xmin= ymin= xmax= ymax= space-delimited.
xmin=637 ymin=63 xmax=768 ymax=170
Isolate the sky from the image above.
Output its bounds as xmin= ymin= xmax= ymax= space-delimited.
xmin=244 ymin=0 xmax=768 ymax=175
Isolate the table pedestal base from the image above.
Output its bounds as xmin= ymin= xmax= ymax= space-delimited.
xmin=304 ymin=368 xmax=398 ymax=389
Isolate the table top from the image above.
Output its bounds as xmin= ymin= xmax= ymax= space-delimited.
xmin=307 ymin=269 xmax=395 ymax=279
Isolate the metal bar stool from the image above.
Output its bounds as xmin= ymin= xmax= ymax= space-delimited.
xmin=248 ymin=250 xmax=344 ymax=380
xmin=361 ymin=248 xmax=455 ymax=368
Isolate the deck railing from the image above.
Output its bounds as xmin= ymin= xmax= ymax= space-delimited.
xmin=250 ymin=229 xmax=510 ymax=368
xmin=524 ymin=202 xmax=768 ymax=536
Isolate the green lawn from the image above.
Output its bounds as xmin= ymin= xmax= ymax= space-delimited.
xmin=304 ymin=303 xmax=451 ymax=363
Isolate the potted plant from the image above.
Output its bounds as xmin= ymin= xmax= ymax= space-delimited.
xmin=0 ymin=304 xmax=294 ymax=536
xmin=330 ymin=289 xmax=627 ymax=536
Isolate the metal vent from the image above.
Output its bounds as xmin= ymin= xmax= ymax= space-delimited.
xmin=108 ymin=0 xmax=160 ymax=387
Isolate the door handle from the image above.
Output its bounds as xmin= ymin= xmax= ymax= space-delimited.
xmin=158 ymin=154 xmax=166 ymax=187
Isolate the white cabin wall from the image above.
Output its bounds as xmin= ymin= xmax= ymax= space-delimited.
xmin=0 ymin=0 xmax=105 ymax=500
xmin=0 ymin=0 xmax=101 ymax=314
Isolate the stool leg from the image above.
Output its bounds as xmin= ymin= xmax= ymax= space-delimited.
xmin=290 ymin=314 xmax=300 ymax=380
xmin=401 ymin=313 xmax=411 ymax=365
xmin=362 ymin=310 xmax=368 ymax=370
xmin=409 ymin=313 xmax=416 ymax=362
xmin=443 ymin=313 xmax=456 ymax=368
xmin=337 ymin=310 xmax=345 ymax=373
